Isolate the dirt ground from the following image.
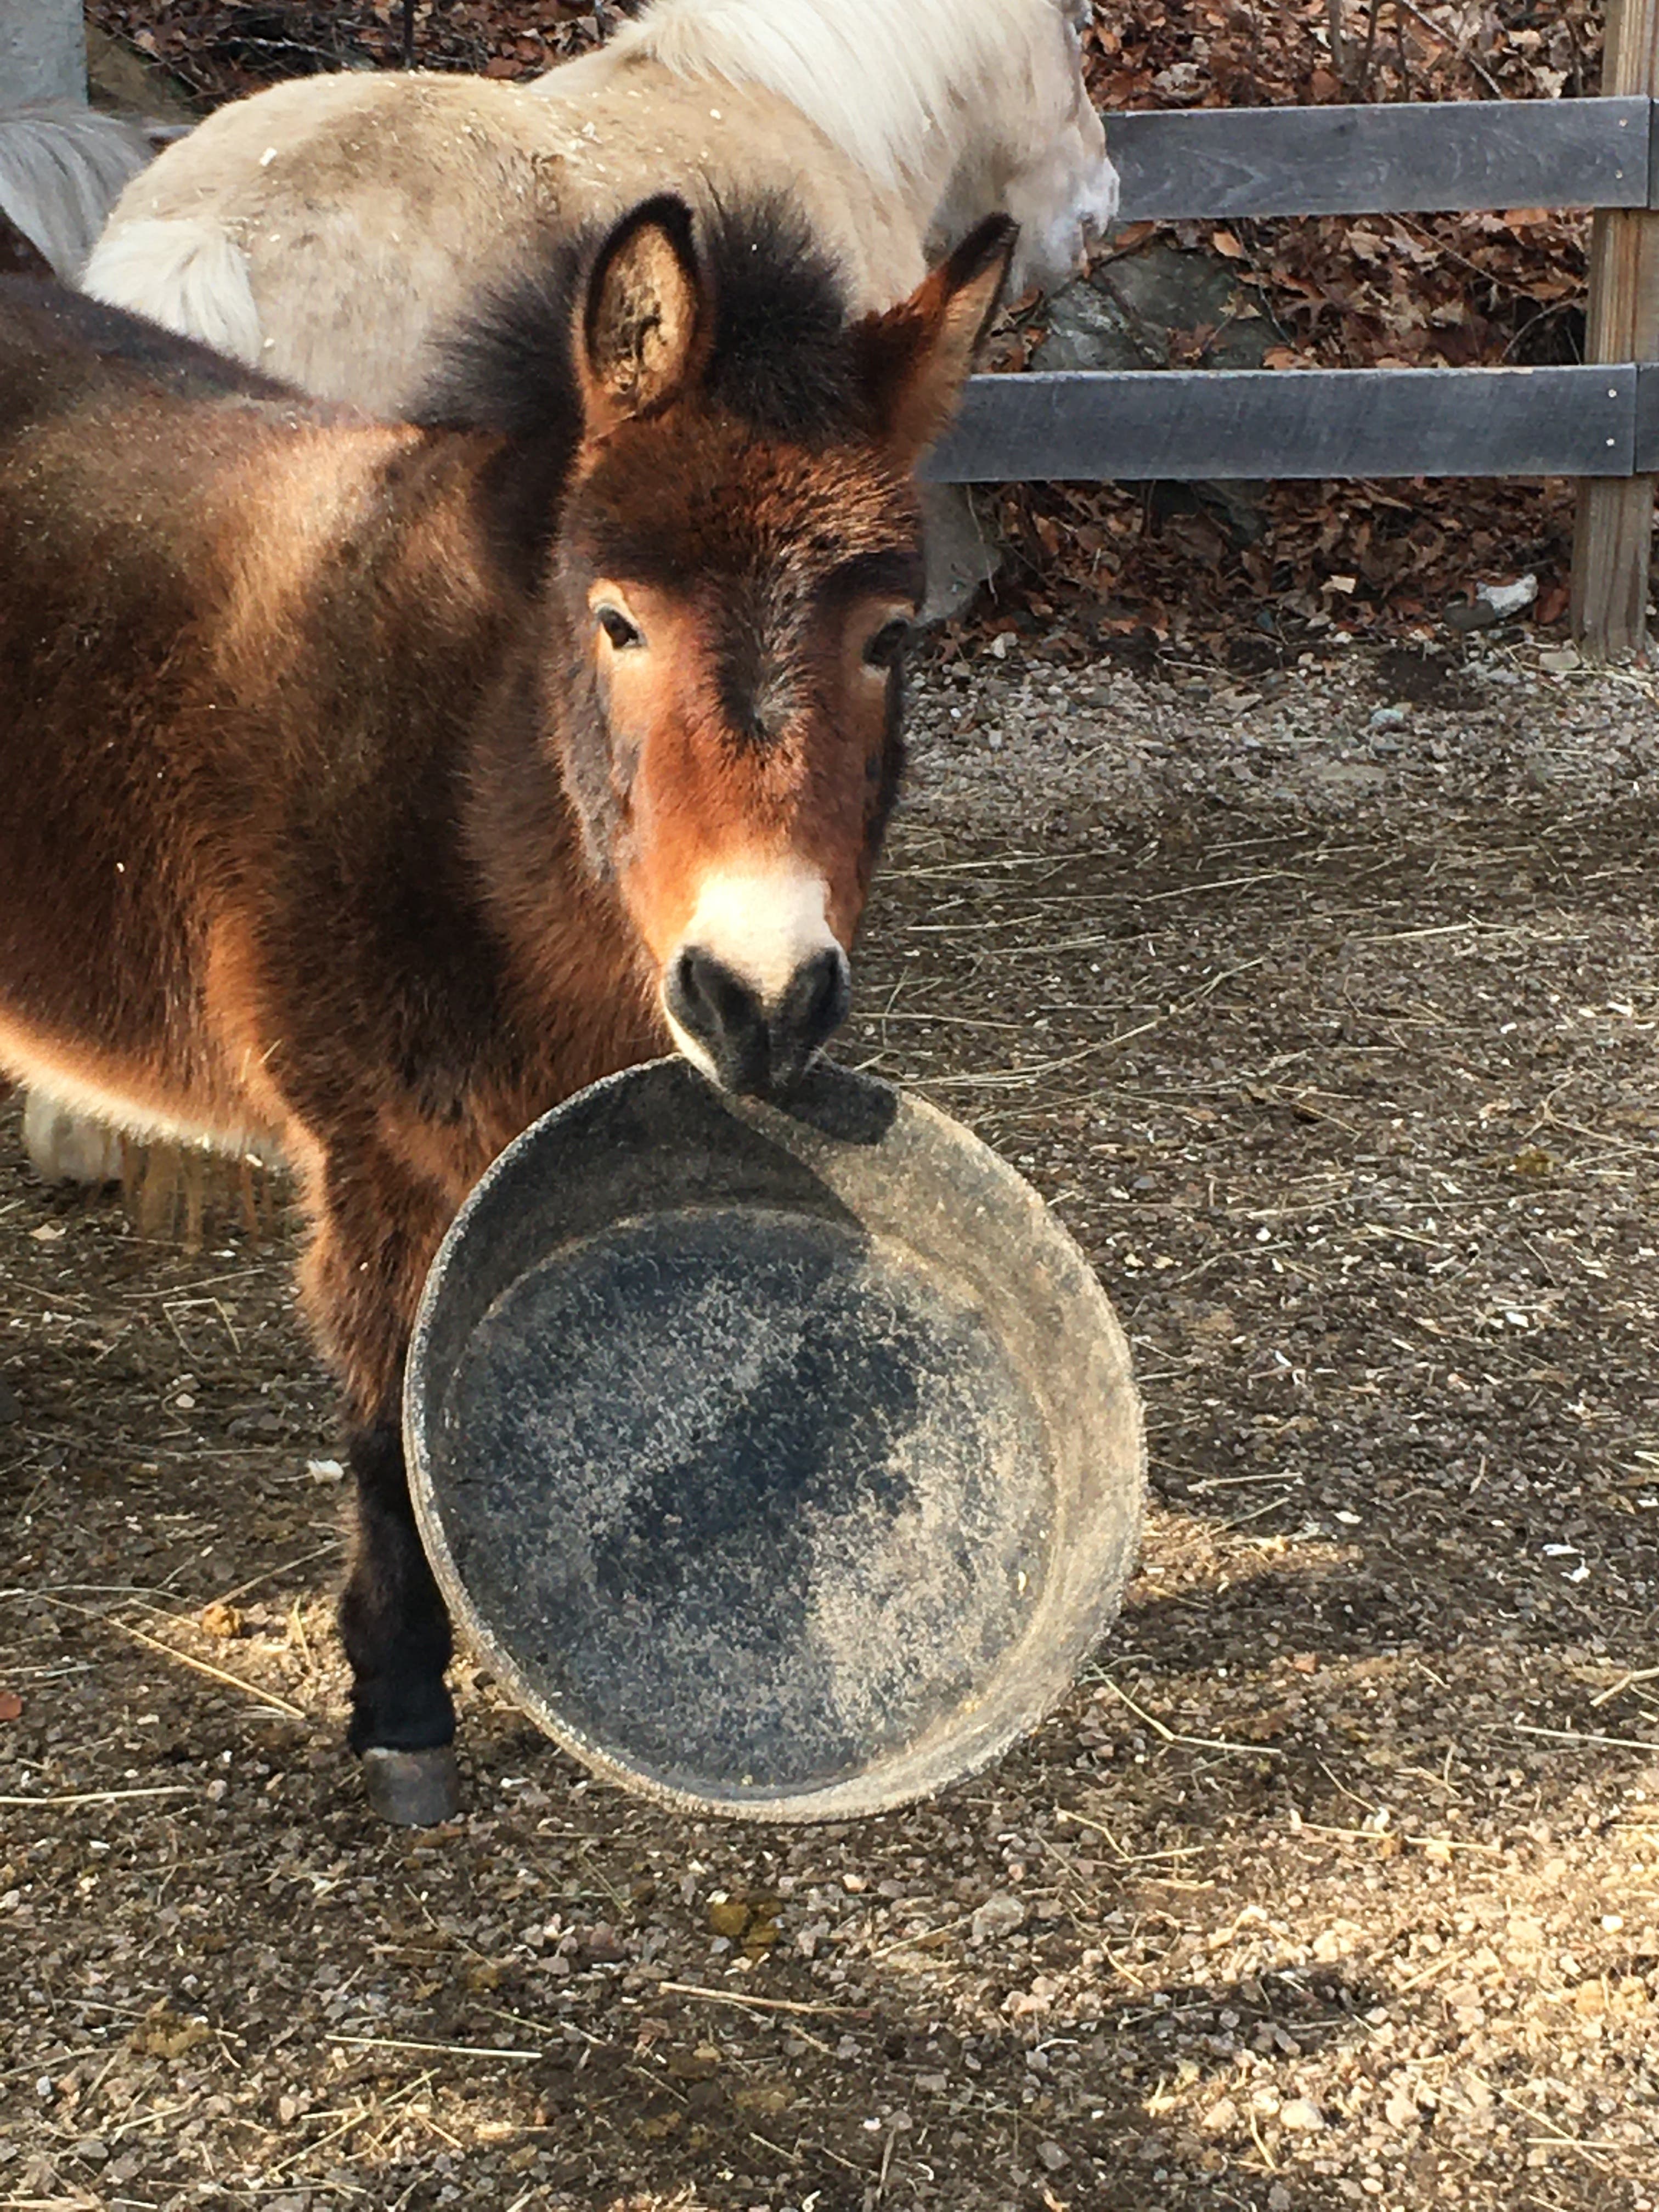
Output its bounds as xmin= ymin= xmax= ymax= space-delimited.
xmin=3 ymin=633 xmax=1658 ymax=2212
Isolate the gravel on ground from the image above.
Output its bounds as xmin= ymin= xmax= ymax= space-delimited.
xmin=2 ymin=633 xmax=1657 ymax=2211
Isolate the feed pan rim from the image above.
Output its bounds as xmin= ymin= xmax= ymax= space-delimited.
xmin=404 ymin=1056 xmax=1146 ymax=1821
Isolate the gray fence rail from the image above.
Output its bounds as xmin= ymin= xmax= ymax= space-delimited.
xmin=926 ymin=363 xmax=1651 ymax=484
xmin=932 ymin=95 xmax=1654 ymax=490
xmin=1109 ymin=94 xmax=1655 ymax=221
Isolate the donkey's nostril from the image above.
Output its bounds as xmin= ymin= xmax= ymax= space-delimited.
xmin=667 ymin=945 xmax=769 ymax=1094
xmin=671 ymin=945 xmax=753 ymax=1041
xmin=776 ymin=946 xmax=849 ymax=1074
xmin=665 ymin=944 xmax=849 ymax=1098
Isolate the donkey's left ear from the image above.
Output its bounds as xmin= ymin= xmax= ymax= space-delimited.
xmin=857 ymin=215 xmax=1017 ymax=469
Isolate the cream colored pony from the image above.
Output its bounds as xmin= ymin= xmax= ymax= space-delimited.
xmin=83 ymin=0 xmax=1116 ymax=413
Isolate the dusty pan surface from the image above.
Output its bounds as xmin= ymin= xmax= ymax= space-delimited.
xmin=406 ymin=1058 xmax=1143 ymax=1819
xmin=2 ymin=638 xmax=1656 ymax=2210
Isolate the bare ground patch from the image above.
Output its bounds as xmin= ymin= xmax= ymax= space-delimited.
xmin=3 ymin=644 xmax=1658 ymax=2211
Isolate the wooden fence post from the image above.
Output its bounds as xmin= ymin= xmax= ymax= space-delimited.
xmin=1572 ymin=0 xmax=1659 ymax=655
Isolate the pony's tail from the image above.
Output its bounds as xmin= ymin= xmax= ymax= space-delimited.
xmin=82 ymin=215 xmax=263 ymax=366
xmin=0 ymin=105 xmax=151 ymax=281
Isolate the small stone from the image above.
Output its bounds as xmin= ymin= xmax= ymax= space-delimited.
xmin=1279 ymin=2098 xmax=1324 ymax=2132
xmin=970 ymin=1892 xmax=1027 ymax=1944
xmin=1036 ymin=2140 xmax=1068 ymax=2172
xmin=1385 ymin=2091 xmax=1420 ymax=2129
xmin=1443 ymin=599 xmax=1498 ymax=633
xmin=1269 ymin=2187 xmax=1293 ymax=2212
xmin=1476 ymin=573 xmax=1537 ymax=617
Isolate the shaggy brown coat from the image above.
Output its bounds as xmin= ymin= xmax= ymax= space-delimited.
xmin=0 ymin=194 xmax=1012 ymax=1811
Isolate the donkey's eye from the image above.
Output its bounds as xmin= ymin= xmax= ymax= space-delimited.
xmin=596 ymin=605 xmax=644 ymax=650
xmin=864 ymin=618 xmax=911 ymax=670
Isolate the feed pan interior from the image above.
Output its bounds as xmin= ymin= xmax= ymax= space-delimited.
xmin=405 ymin=1059 xmax=1144 ymax=1820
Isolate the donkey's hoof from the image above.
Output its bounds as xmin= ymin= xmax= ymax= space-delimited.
xmin=360 ymin=1745 xmax=461 ymax=1826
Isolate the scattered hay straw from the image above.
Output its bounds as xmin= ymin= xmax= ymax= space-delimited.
xmin=0 ymin=1786 xmax=195 ymax=1808
xmin=657 ymin=1981 xmax=867 ymax=2019
xmin=328 ymin=2034 xmax=542 ymax=2061
xmin=1101 ymin=1677 xmax=1285 ymax=1759
xmin=109 ymin=1616 xmax=308 ymax=1720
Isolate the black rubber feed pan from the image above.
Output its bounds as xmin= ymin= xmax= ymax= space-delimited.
xmin=405 ymin=1059 xmax=1144 ymax=1820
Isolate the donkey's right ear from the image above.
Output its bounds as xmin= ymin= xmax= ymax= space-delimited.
xmin=580 ymin=194 xmax=709 ymax=433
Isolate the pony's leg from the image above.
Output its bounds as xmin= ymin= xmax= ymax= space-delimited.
xmin=22 ymin=1090 xmax=125 ymax=1186
xmin=304 ymin=1146 xmax=465 ymax=1825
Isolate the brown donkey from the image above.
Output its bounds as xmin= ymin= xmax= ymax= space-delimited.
xmin=0 ymin=193 xmax=1014 ymax=1822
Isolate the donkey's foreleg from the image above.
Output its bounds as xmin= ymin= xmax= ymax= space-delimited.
xmin=303 ymin=1150 xmax=467 ymax=1825
xmin=340 ymin=1413 xmax=460 ymax=1824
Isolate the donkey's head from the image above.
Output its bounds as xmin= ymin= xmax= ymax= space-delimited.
xmin=533 ymin=195 xmax=1012 ymax=1098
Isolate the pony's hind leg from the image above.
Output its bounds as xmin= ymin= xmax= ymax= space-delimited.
xmin=340 ymin=1414 xmax=460 ymax=1825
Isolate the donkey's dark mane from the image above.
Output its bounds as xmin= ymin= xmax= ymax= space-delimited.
xmin=415 ymin=193 xmax=865 ymax=450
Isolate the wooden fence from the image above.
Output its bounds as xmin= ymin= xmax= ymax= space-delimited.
xmin=926 ymin=0 xmax=1659 ymax=654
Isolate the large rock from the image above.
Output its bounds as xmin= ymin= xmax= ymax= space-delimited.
xmin=1034 ymin=238 xmax=1276 ymax=374
xmin=1030 ymin=239 xmax=1273 ymax=542
xmin=86 ymin=27 xmax=198 ymax=125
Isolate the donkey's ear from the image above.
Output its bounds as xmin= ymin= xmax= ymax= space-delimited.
xmin=580 ymin=194 xmax=708 ymax=431
xmin=857 ymin=215 xmax=1017 ymax=468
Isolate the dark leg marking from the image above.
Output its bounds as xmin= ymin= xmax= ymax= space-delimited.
xmin=340 ymin=1417 xmax=460 ymax=1824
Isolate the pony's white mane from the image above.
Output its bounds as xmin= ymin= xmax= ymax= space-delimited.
xmin=608 ymin=0 xmax=1069 ymax=197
